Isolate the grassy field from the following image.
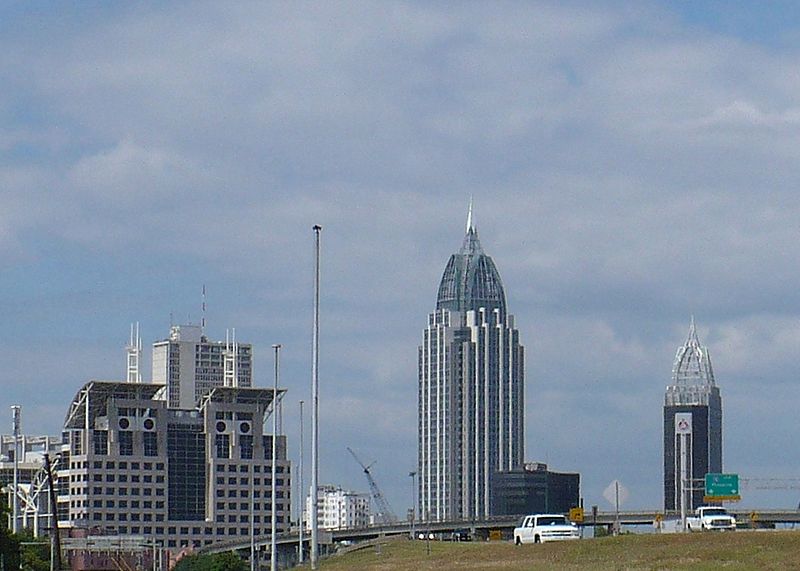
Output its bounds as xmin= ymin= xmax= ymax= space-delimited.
xmin=299 ymin=531 xmax=800 ymax=570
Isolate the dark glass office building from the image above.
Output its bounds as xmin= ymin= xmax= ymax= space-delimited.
xmin=663 ymin=318 xmax=723 ymax=511
xmin=490 ymin=463 xmax=580 ymax=516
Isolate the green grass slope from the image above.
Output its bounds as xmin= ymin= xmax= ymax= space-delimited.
xmin=300 ymin=531 xmax=800 ymax=571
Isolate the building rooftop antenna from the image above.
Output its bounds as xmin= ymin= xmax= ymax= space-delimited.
xmin=224 ymin=328 xmax=238 ymax=387
xmin=201 ymin=284 xmax=207 ymax=337
xmin=126 ymin=322 xmax=142 ymax=383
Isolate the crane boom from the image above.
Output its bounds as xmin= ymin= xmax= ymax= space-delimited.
xmin=347 ymin=447 xmax=397 ymax=524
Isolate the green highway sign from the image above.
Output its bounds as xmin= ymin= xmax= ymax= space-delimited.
xmin=705 ymin=473 xmax=740 ymax=501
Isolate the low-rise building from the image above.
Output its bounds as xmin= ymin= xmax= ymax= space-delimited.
xmin=1 ymin=433 xmax=61 ymax=534
xmin=305 ymin=485 xmax=371 ymax=530
xmin=490 ymin=462 xmax=580 ymax=516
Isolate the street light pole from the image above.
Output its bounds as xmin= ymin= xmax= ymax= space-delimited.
xmin=310 ymin=224 xmax=322 ymax=569
xmin=250 ymin=461 xmax=255 ymax=571
xmin=11 ymin=405 xmax=21 ymax=534
xmin=298 ymin=400 xmax=305 ymax=564
xmin=409 ymin=471 xmax=417 ymax=539
xmin=271 ymin=344 xmax=281 ymax=571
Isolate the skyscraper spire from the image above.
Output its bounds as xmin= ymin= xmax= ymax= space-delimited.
xmin=466 ymin=196 xmax=474 ymax=234
xmin=672 ymin=316 xmax=715 ymax=387
xmin=687 ymin=314 xmax=697 ymax=344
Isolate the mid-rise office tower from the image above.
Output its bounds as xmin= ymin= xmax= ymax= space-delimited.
xmin=418 ymin=207 xmax=524 ymax=521
xmin=59 ymin=381 xmax=290 ymax=551
xmin=664 ymin=317 xmax=723 ymax=511
xmin=153 ymin=325 xmax=252 ymax=408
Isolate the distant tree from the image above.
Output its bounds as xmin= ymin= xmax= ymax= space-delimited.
xmin=210 ymin=552 xmax=248 ymax=571
xmin=16 ymin=529 xmax=49 ymax=571
xmin=0 ymin=490 xmax=21 ymax=570
xmin=0 ymin=487 xmax=9 ymax=524
xmin=0 ymin=528 xmax=21 ymax=571
xmin=174 ymin=551 xmax=248 ymax=571
xmin=594 ymin=525 xmax=611 ymax=537
xmin=173 ymin=553 xmax=203 ymax=571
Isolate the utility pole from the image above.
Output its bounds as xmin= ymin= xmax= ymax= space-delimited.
xmin=44 ymin=453 xmax=61 ymax=571
xmin=310 ymin=225 xmax=321 ymax=569
xmin=298 ymin=400 xmax=305 ymax=564
xmin=271 ymin=344 xmax=281 ymax=571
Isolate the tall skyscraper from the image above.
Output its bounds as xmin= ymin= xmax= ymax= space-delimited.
xmin=418 ymin=206 xmax=524 ymax=521
xmin=663 ymin=317 xmax=723 ymax=511
xmin=152 ymin=325 xmax=252 ymax=408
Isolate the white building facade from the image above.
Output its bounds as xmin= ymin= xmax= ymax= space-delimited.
xmin=1 ymin=433 xmax=61 ymax=535
xmin=152 ymin=325 xmax=252 ymax=409
xmin=305 ymin=485 xmax=371 ymax=530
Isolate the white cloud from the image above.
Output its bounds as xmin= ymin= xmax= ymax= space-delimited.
xmin=692 ymin=100 xmax=800 ymax=128
xmin=3 ymin=1 xmax=800 ymax=511
xmin=68 ymin=140 xmax=200 ymax=202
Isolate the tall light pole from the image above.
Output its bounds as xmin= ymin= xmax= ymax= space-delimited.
xmin=250 ymin=482 xmax=255 ymax=571
xmin=271 ymin=344 xmax=281 ymax=571
xmin=298 ymin=400 xmax=305 ymax=564
xmin=310 ymin=224 xmax=322 ymax=569
xmin=11 ymin=405 xmax=21 ymax=534
xmin=409 ymin=471 xmax=417 ymax=539
xmin=250 ymin=449 xmax=256 ymax=571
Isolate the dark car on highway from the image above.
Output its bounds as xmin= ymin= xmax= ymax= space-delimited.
xmin=450 ymin=529 xmax=472 ymax=542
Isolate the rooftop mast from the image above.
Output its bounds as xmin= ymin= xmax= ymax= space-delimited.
xmin=224 ymin=328 xmax=238 ymax=387
xmin=201 ymin=285 xmax=207 ymax=337
xmin=126 ymin=322 xmax=142 ymax=383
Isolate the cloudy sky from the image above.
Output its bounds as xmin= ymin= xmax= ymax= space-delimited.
xmin=3 ymin=1 xmax=800 ymax=516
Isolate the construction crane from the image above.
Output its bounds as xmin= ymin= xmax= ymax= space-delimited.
xmin=347 ymin=447 xmax=397 ymax=524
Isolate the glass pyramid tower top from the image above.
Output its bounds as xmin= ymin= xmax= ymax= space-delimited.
xmin=671 ymin=316 xmax=716 ymax=387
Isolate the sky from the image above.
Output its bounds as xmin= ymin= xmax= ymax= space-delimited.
xmin=3 ymin=1 xmax=800 ymax=517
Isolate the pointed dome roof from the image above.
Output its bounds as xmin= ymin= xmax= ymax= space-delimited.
xmin=671 ymin=316 xmax=716 ymax=387
xmin=436 ymin=203 xmax=507 ymax=316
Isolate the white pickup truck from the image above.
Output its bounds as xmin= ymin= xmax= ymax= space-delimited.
xmin=513 ymin=514 xmax=580 ymax=544
xmin=687 ymin=506 xmax=737 ymax=531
